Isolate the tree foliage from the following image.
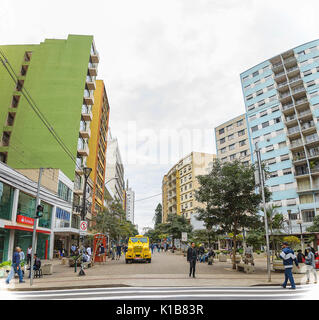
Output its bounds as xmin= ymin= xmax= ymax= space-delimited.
xmin=306 ymin=215 xmax=319 ymax=232
xmin=195 ymin=159 xmax=271 ymax=268
xmin=153 ymin=203 xmax=163 ymax=228
xmin=92 ymin=201 xmax=138 ymax=242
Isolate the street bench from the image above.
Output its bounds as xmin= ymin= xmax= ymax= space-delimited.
xmin=237 ymin=263 xmax=255 ymax=274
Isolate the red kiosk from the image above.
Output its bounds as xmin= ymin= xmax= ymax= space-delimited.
xmin=93 ymin=233 xmax=107 ymax=263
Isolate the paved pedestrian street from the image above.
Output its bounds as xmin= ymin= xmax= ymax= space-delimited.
xmin=1 ymin=251 xmax=318 ymax=300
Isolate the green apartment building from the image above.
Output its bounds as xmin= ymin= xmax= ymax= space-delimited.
xmin=0 ymin=34 xmax=99 ymax=183
xmin=0 ymin=35 xmax=100 ymax=255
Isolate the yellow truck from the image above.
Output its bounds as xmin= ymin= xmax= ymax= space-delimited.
xmin=125 ymin=235 xmax=152 ymax=263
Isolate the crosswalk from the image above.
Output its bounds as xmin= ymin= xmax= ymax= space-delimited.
xmin=4 ymin=285 xmax=316 ymax=300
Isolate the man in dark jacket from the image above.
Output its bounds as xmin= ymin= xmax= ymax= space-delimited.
xmin=280 ymin=242 xmax=299 ymax=289
xmin=187 ymin=242 xmax=198 ymax=278
xmin=6 ymin=247 xmax=25 ymax=284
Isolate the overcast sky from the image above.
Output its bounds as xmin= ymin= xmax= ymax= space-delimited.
xmin=2 ymin=0 xmax=319 ymax=233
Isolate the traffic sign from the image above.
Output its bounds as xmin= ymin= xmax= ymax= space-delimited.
xmin=80 ymin=220 xmax=88 ymax=235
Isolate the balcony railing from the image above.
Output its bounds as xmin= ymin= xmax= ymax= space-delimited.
xmin=278 ymin=82 xmax=288 ymax=88
xmin=295 ymin=98 xmax=308 ymax=106
xmin=305 ymin=134 xmax=319 ymax=144
xmin=295 ymin=167 xmax=309 ymax=176
xmin=289 ymin=76 xmax=302 ymax=84
xmin=308 ymin=148 xmax=319 ymax=157
xmin=298 ymin=110 xmax=312 ymax=118
xmin=284 ymin=56 xmax=297 ymax=64
xmin=292 ymin=86 xmax=306 ymax=94
xmin=287 ymin=126 xmax=300 ymax=135
xmin=286 ymin=66 xmax=299 ymax=73
xmin=285 ymin=114 xmax=296 ymax=122
xmin=282 ymin=102 xmax=294 ymax=110
xmin=301 ymin=121 xmax=315 ymax=131
xmin=292 ymin=152 xmax=306 ymax=161
xmin=275 ymin=71 xmax=286 ymax=78
xmin=280 ymin=91 xmax=291 ymax=99
xmin=290 ymin=139 xmax=303 ymax=148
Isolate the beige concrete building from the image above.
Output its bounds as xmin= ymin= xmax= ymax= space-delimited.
xmin=162 ymin=152 xmax=216 ymax=223
xmin=215 ymin=114 xmax=251 ymax=164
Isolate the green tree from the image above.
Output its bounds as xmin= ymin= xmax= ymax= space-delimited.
xmin=306 ymin=215 xmax=319 ymax=232
xmin=153 ymin=203 xmax=163 ymax=228
xmin=195 ymin=159 xmax=271 ymax=269
xmin=164 ymin=213 xmax=193 ymax=248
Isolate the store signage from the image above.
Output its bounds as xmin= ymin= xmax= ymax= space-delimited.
xmin=16 ymin=215 xmax=34 ymax=226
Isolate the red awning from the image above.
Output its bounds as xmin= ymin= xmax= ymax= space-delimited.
xmin=4 ymin=225 xmax=51 ymax=234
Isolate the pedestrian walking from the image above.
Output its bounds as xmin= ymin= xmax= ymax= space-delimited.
xmin=86 ymin=245 xmax=92 ymax=261
xmin=6 ymin=247 xmax=25 ymax=284
xmin=280 ymin=242 xmax=299 ymax=289
xmin=28 ymin=254 xmax=41 ymax=278
xmin=187 ymin=242 xmax=198 ymax=278
xmin=26 ymin=245 xmax=32 ymax=266
xmin=199 ymin=244 xmax=205 ymax=263
xmin=305 ymin=247 xmax=318 ymax=284
xmin=296 ymin=249 xmax=305 ymax=263
xmin=116 ymin=244 xmax=122 ymax=260
xmin=151 ymin=243 xmax=154 ymax=254
xmin=157 ymin=243 xmax=160 ymax=253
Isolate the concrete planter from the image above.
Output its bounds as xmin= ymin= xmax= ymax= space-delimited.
xmin=42 ymin=263 xmax=53 ymax=275
xmin=61 ymin=257 xmax=68 ymax=265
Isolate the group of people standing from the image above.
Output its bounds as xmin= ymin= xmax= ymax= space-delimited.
xmin=5 ymin=245 xmax=41 ymax=285
xmin=110 ymin=243 xmax=128 ymax=260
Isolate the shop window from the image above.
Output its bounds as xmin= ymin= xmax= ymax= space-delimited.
xmin=38 ymin=201 xmax=52 ymax=229
xmin=0 ymin=182 xmax=14 ymax=220
xmin=17 ymin=191 xmax=36 ymax=218
xmin=0 ymin=229 xmax=10 ymax=263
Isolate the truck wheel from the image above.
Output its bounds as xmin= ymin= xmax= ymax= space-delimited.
xmin=148 ymin=259 xmax=151 ymax=263
xmin=126 ymin=259 xmax=129 ymax=264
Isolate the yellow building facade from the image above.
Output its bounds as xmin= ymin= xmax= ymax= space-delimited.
xmin=87 ymin=80 xmax=110 ymax=216
xmin=162 ymin=152 xmax=216 ymax=223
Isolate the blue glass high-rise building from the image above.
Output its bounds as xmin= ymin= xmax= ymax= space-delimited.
xmin=240 ymin=39 xmax=319 ymax=234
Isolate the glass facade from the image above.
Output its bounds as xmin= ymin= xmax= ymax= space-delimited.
xmin=58 ymin=181 xmax=72 ymax=203
xmin=38 ymin=201 xmax=52 ymax=229
xmin=0 ymin=229 xmax=10 ymax=263
xmin=17 ymin=191 xmax=36 ymax=218
xmin=0 ymin=181 xmax=14 ymax=220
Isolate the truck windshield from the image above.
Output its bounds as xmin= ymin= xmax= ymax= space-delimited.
xmin=130 ymin=237 xmax=148 ymax=243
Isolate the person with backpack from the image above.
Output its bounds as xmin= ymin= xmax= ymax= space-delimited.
xmin=280 ymin=242 xmax=299 ymax=289
xmin=305 ymin=247 xmax=318 ymax=284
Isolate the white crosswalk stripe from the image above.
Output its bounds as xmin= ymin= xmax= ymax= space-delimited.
xmin=5 ymin=285 xmax=315 ymax=300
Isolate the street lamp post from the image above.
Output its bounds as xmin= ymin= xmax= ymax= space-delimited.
xmin=79 ymin=167 xmax=92 ymax=276
xmin=255 ymin=142 xmax=271 ymax=282
xmin=297 ymin=210 xmax=304 ymax=252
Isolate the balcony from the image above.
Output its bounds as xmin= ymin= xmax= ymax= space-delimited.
xmin=284 ymin=56 xmax=297 ymax=68
xmin=288 ymin=76 xmax=302 ymax=87
xmin=77 ymin=143 xmax=89 ymax=157
xmin=298 ymin=109 xmax=312 ymax=121
xmin=86 ymin=78 xmax=96 ymax=91
xmin=310 ymin=167 xmax=319 ymax=175
xmin=81 ymin=105 xmax=93 ymax=121
xmin=79 ymin=126 xmax=91 ymax=139
xmin=282 ymin=102 xmax=294 ymax=114
xmin=284 ymin=114 xmax=297 ymax=126
xmin=305 ymin=134 xmax=319 ymax=146
xmin=292 ymin=151 xmax=306 ymax=163
xmin=279 ymin=91 xmax=291 ymax=101
xmin=286 ymin=65 xmax=299 ymax=76
xmin=83 ymin=90 xmax=94 ymax=105
xmin=287 ymin=126 xmax=300 ymax=138
xmin=274 ymin=70 xmax=286 ymax=82
xmin=290 ymin=139 xmax=303 ymax=150
xmin=90 ymin=52 xmax=100 ymax=63
xmin=308 ymin=147 xmax=319 ymax=158
xmin=73 ymin=183 xmax=84 ymax=195
xmin=277 ymin=81 xmax=289 ymax=91
xmin=291 ymin=86 xmax=306 ymax=98
xmin=295 ymin=166 xmax=309 ymax=177
xmin=301 ymin=121 xmax=316 ymax=135
xmin=295 ymin=98 xmax=309 ymax=109
xmin=88 ymin=62 xmax=98 ymax=77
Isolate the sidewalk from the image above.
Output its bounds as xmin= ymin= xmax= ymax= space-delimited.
xmin=0 ymin=253 xmax=314 ymax=291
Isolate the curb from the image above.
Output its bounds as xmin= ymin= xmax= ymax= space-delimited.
xmin=6 ymin=283 xmax=131 ymax=292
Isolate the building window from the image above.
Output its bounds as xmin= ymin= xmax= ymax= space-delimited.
xmin=0 ymin=182 xmax=14 ymax=220
xmin=260 ymin=111 xmax=268 ymax=117
xmin=246 ymin=95 xmax=253 ymax=101
xmin=303 ymin=70 xmax=312 ymax=77
xmin=219 ymin=128 xmax=224 ymax=135
xmin=221 ymin=147 xmax=226 ymax=154
xmin=229 ymin=144 xmax=235 ymax=151
xmin=283 ymin=168 xmax=292 ymax=175
xmin=220 ymin=138 xmax=225 ymax=144
xmin=270 ymin=171 xmax=278 ymax=178
xmin=240 ymin=150 xmax=248 ymax=157
xmin=267 ymin=84 xmax=275 ymax=91
xmin=58 ymin=181 xmax=72 ymax=203
xmin=17 ymin=191 xmax=36 ymax=218
xmin=256 ymin=89 xmax=263 ymax=96
xmin=229 ymin=154 xmax=236 ymax=161
xmin=238 ymin=129 xmax=245 ymax=136
xmin=227 ymin=124 xmax=233 ymax=131
xmin=262 ymin=121 xmax=269 ymax=128
xmin=274 ymin=117 xmax=281 ymax=123
xmin=252 ymin=71 xmax=259 ymax=77
xmin=228 ymin=134 xmax=234 ymax=141
xmin=302 ymin=210 xmax=315 ymax=223
xmin=237 ymin=119 xmax=244 ymax=127
xmin=251 ymin=125 xmax=258 ymax=133
xmin=248 ymin=104 xmax=255 ymax=111
xmin=307 ymin=80 xmax=316 ymax=87
xmin=271 ymin=105 xmax=280 ymax=112
xmin=239 ymin=140 xmax=246 ymax=147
